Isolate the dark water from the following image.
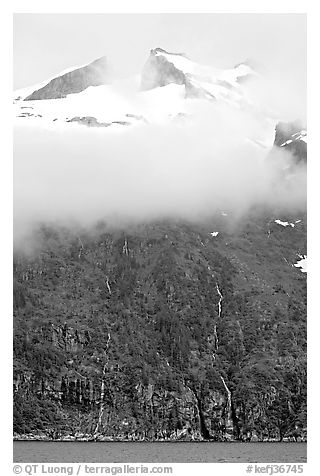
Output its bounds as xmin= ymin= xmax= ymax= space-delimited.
xmin=13 ymin=441 xmax=307 ymax=463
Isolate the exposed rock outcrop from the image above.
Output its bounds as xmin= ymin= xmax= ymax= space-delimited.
xmin=140 ymin=48 xmax=187 ymax=91
xmin=25 ymin=56 xmax=109 ymax=101
xmin=274 ymin=120 xmax=307 ymax=164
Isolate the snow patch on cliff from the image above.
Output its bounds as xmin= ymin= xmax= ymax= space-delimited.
xmin=294 ymin=255 xmax=307 ymax=273
xmin=275 ymin=220 xmax=295 ymax=228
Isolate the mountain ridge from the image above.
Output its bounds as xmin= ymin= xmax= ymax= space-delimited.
xmin=23 ymin=56 xmax=110 ymax=101
xmin=13 ymin=49 xmax=261 ymax=130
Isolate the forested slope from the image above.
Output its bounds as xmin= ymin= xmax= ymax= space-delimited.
xmin=13 ymin=208 xmax=307 ymax=441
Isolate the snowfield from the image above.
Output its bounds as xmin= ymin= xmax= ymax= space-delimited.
xmin=154 ymin=50 xmax=256 ymax=87
xmin=294 ymin=255 xmax=307 ymax=273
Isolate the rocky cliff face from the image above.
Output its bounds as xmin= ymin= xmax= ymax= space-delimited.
xmin=140 ymin=48 xmax=256 ymax=102
xmin=140 ymin=48 xmax=187 ymax=91
xmin=13 ymin=206 xmax=307 ymax=442
xmin=25 ymin=56 xmax=109 ymax=101
xmin=274 ymin=121 xmax=307 ymax=164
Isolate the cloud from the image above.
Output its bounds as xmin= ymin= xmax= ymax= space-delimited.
xmin=13 ymin=95 xmax=306 ymax=245
xmin=242 ymin=70 xmax=307 ymax=125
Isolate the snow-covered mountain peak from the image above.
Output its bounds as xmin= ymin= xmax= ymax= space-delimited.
xmin=140 ymin=47 xmax=258 ymax=106
xmin=13 ymin=48 xmax=305 ymax=158
xmin=152 ymin=48 xmax=197 ymax=74
xmin=15 ymin=56 xmax=110 ymax=102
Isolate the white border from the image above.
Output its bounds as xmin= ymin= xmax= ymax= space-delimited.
xmin=1 ymin=3 xmax=317 ymax=475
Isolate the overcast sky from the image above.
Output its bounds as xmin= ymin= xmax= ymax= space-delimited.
xmin=14 ymin=13 xmax=306 ymax=92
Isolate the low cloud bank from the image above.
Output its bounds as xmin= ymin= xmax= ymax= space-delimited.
xmin=13 ymin=100 xmax=306 ymax=245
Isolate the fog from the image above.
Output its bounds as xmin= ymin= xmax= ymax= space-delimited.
xmin=13 ymin=96 xmax=306 ymax=245
xmin=13 ymin=13 xmax=307 ymax=246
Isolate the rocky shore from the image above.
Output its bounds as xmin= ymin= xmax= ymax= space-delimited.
xmin=14 ymin=432 xmax=307 ymax=443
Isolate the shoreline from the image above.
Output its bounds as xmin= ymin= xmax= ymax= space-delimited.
xmin=13 ymin=436 xmax=307 ymax=443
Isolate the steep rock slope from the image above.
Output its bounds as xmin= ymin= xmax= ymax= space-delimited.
xmin=24 ymin=56 xmax=109 ymax=101
xmin=13 ymin=208 xmax=307 ymax=442
xmin=274 ymin=121 xmax=307 ymax=164
xmin=140 ymin=48 xmax=255 ymax=102
xmin=140 ymin=48 xmax=188 ymax=90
